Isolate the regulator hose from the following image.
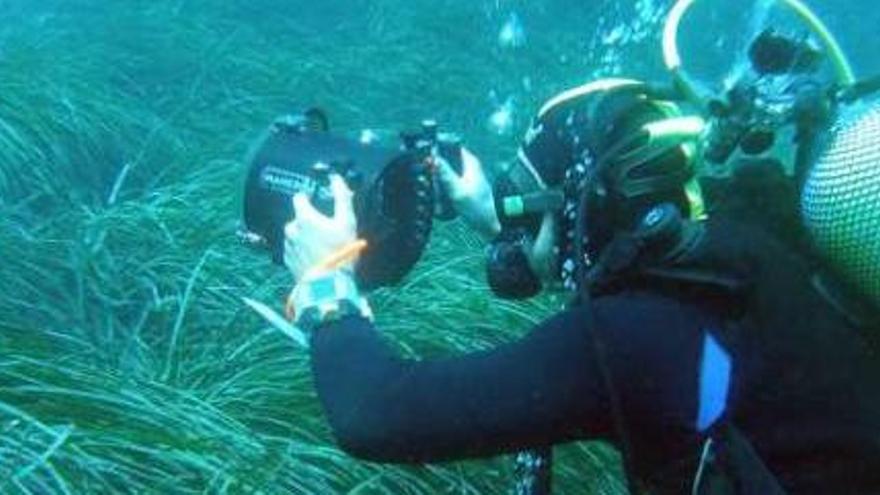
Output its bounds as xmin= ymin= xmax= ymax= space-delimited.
xmin=662 ymin=0 xmax=857 ymax=108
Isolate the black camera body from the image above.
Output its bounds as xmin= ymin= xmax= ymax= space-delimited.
xmin=241 ymin=111 xmax=460 ymax=290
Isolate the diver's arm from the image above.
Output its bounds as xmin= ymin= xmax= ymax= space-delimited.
xmin=309 ymin=305 xmax=613 ymax=463
xmin=310 ymin=291 xmax=726 ymax=464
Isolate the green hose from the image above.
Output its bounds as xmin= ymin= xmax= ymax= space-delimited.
xmin=781 ymin=0 xmax=856 ymax=85
xmin=662 ymin=0 xmax=857 ymax=107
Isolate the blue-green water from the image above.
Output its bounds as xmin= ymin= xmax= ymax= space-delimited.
xmin=0 ymin=1 xmax=876 ymax=493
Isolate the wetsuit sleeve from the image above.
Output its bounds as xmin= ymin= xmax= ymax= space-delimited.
xmin=311 ymin=292 xmax=731 ymax=467
xmin=309 ymin=305 xmax=615 ymax=463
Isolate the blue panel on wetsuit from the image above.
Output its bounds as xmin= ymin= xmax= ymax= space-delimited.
xmin=696 ymin=333 xmax=732 ymax=432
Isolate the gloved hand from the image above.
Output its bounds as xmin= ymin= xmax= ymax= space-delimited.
xmin=284 ymin=174 xmax=358 ymax=282
xmin=435 ymin=147 xmax=502 ymax=239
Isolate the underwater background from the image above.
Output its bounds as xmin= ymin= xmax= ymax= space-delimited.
xmin=0 ymin=0 xmax=877 ymax=493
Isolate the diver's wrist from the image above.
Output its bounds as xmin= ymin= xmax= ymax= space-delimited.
xmin=288 ymin=269 xmax=373 ymax=334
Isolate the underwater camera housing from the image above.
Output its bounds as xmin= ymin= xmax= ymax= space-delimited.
xmin=241 ymin=109 xmax=462 ymax=290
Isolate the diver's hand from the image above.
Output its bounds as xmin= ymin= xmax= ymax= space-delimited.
xmin=435 ymin=148 xmax=502 ymax=239
xmin=284 ymin=174 xmax=358 ymax=282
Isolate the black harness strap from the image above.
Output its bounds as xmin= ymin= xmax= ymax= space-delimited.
xmin=583 ymin=219 xmax=793 ymax=494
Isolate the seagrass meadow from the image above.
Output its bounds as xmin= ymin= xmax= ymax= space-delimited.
xmin=0 ymin=0 xmax=873 ymax=493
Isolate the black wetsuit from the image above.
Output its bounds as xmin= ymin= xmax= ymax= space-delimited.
xmin=311 ymin=277 xmax=880 ymax=494
xmin=312 ymin=293 xmax=723 ymax=482
xmin=310 ymin=89 xmax=880 ymax=493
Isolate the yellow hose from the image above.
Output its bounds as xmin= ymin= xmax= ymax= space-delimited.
xmin=662 ymin=0 xmax=857 ymax=107
xmin=662 ymin=0 xmax=696 ymax=71
xmin=781 ymin=0 xmax=856 ymax=85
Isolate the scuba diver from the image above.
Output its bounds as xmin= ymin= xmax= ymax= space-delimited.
xmin=277 ymin=83 xmax=880 ymax=495
xmin=244 ymin=2 xmax=880 ymax=493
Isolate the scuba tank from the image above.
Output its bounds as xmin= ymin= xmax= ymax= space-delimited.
xmin=801 ymin=98 xmax=880 ymax=313
xmin=241 ymin=110 xmax=461 ymax=290
xmin=664 ymin=0 xmax=880 ymax=314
